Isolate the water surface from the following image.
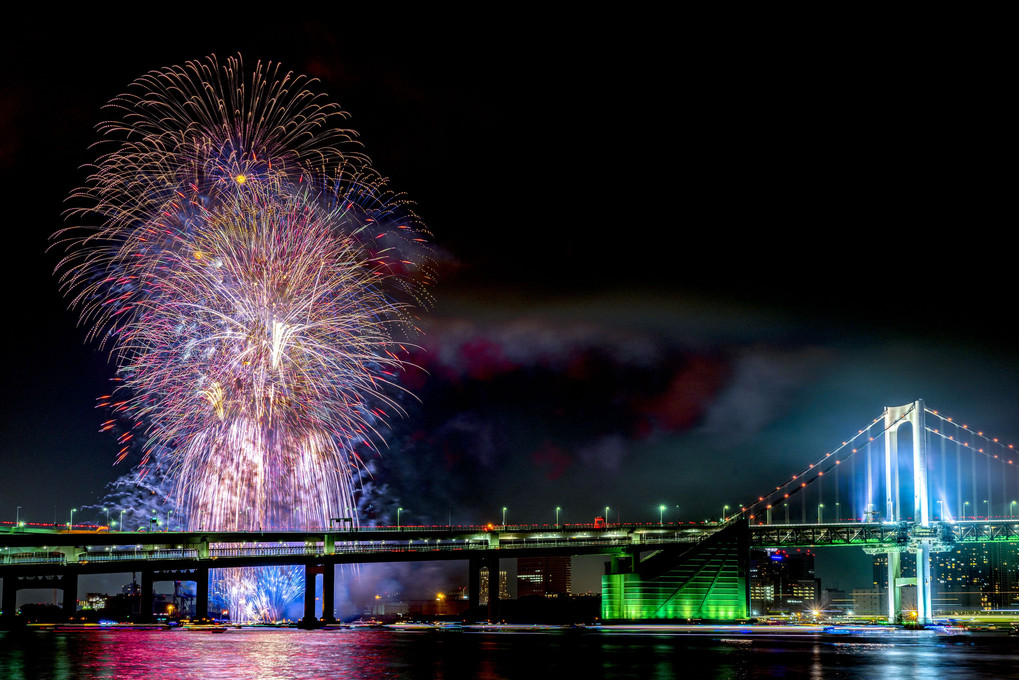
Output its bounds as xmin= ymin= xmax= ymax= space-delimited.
xmin=2 ymin=627 xmax=1018 ymax=679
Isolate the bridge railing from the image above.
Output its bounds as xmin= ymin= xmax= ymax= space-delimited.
xmin=2 ymin=551 xmax=66 ymax=566
xmin=80 ymin=548 xmax=198 ymax=562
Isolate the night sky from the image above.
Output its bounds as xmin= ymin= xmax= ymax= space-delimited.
xmin=1 ymin=12 xmax=1014 ymax=595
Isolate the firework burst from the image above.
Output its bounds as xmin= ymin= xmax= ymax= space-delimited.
xmin=53 ymin=55 xmax=431 ymax=612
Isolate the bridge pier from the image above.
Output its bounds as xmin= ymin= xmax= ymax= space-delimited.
xmin=140 ymin=570 xmax=154 ymax=623
xmin=0 ymin=570 xmax=80 ymax=627
xmin=886 ymin=551 xmax=901 ymax=624
xmin=1 ymin=574 xmax=18 ymax=624
xmin=322 ymin=564 xmax=336 ymax=624
xmin=62 ymin=571 xmax=78 ymax=620
xmin=916 ymin=543 xmax=931 ymax=624
xmin=297 ymin=562 xmax=322 ymax=628
xmin=468 ymin=557 xmax=481 ymax=619
xmin=195 ymin=566 xmax=209 ymax=621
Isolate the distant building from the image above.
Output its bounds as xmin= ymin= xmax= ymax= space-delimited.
xmin=81 ymin=593 xmax=108 ymax=610
xmin=749 ymin=549 xmax=819 ymax=613
xmin=821 ymin=587 xmax=852 ymax=616
xmin=852 ymin=588 xmax=884 ymax=617
xmin=479 ymin=567 xmax=510 ymax=605
xmin=518 ymin=556 xmax=572 ymax=597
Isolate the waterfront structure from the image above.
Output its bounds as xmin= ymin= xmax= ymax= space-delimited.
xmin=601 ymin=520 xmax=749 ymax=622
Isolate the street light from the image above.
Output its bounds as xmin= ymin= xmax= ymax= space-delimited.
xmin=722 ymin=505 xmax=730 ymax=523
xmin=605 ymin=506 xmax=610 ymax=526
xmin=983 ymin=500 xmax=989 ymax=519
xmin=397 ymin=507 xmax=403 ymax=530
xmin=103 ymin=507 xmax=110 ymax=532
xmin=964 ymin=501 xmax=970 ymax=519
xmin=659 ymin=505 xmax=666 ymax=526
xmin=936 ymin=500 xmax=943 ymax=520
xmin=502 ymin=507 xmax=507 ymax=526
xmin=119 ymin=509 xmax=125 ymax=532
xmin=16 ymin=506 xmax=21 ymax=531
xmin=1011 ymin=501 xmax=1016 ymax=519
xmin=817 ymin=504 xmax=824 ymax=524
xmin=835 ymin=502 xmax=841 ymax=522
xmin=556 ymin=506 xmax=561 ymax=528
xmin=68 ymin=508 xmax=76 ymax=531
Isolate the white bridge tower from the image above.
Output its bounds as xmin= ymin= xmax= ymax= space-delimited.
xmin=882 ymin=399 xmax=933 ymax=624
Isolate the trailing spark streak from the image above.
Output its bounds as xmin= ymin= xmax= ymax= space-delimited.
xmin=53 ymin=55 xmax=431 ymax=619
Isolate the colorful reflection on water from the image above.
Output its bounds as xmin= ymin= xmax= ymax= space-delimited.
xmin=3 ymin=627 xmax=1019 ymax=679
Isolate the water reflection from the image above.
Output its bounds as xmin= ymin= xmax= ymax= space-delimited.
xmin=2 ymin=628 xmax=1019 ymax=679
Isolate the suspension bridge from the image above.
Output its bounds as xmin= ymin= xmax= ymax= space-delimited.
xmin=734 ymin=398 xmax=1019 ymax=624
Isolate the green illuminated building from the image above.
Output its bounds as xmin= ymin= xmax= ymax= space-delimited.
xmin=601 ymin=520 xmax=749 ymax=621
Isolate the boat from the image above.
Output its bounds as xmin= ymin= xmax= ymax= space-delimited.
xmin=28 ymin=622 xmax=171 ymax=632
xmin=386 ymin=621 xmax=464 ymax=632
xmin=348 ymin=618 xmax=384 ymax=628
xmin=180 ymin=623 xmax=229 ymax=633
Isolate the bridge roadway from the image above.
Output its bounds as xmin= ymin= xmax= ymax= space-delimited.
xmin=4 ymin=519 xmax=1019 ymax=572
xmin=1 ymin=523 xmax=701 ymax=574
xmin=5 ymin=519 xmax=1018 ymax=627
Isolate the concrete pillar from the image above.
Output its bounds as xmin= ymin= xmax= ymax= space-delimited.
xmin=321 ymin=564 xmax=336 ymax=624
xmin=468 ymin=557 xmax=481 ymax=620
xmin=1 ymin=574 xmax=19 ymax=627
xmin=916 ymin=543 xmax=932 ymax=624
xmin=140 ymin=571 xmax=154 ymax=623
xmin=299 ymin=565 xmax=322 ymax=629
xmin=62 ymin=571 xmax=79 ymax=619
xmin=195 ymin=566 xmax=209 ymax=621
xmin=886 ymin=552 xmax=901 ymax=624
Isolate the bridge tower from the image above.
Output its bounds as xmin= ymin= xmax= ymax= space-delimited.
xmin=883 ymin=399 xmax=932 ymax=624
